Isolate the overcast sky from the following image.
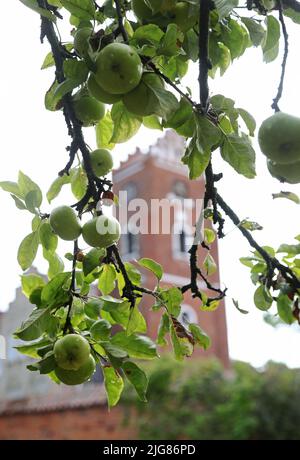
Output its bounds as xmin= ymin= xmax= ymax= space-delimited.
xmin=1 ymin=1 xmax=300 ymax=367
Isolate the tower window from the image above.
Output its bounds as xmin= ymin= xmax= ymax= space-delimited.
xmin=173 ymin=180 xmax=188 ymax=198
xmin=172 ymin=223 xmax=194 ymax=260
xmin=120 ymin=224 xmax=140 ymax=259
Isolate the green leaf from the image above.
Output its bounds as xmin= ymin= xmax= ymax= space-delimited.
xmin=101 ymin=342 xmax=128 ymax=360
xmin=14 ymin=306 xmax=52 ymax=341
xmin=127 ymin=305 xmax=147 ymax=336
xmin=233 ymin=298 xmax=249 ymax=315
xmin=195 ymin=114 xmax=221 ymax=151
xmin=14 ymin=339 xmax=51 ymax=359
xmin=43 ymin=249 xmax=65 ymax=279
xmin=96 ymin=112 xmax=115 ymax=150
xmin=221 ymin=19 xmax=250 ymax=60
xmin=165 ymin=97 xmax=194 ymax=136
xmin=98 ymin=264 xmax=117 ymax=295
xmin=45 ymin=80 xmax=61 ymax=111
xmin=237 ymin=108 xmax=256 ymax=136
xmin=11 ymin=195 xmax=27 ymax=210
xmin=138 ymin=258 xmax=163 ymax=281
xmin=284 ymin=7 xmax=300 ymax=24
xmin=111 ymin=101 xmax=142 ymax=143
xmin=63 ymin=59 xmax=89 ymax=82
xmin=143 ymin=115 xmax=162 ymax=130
xmin=103 ymin=366 xmax=124 ymax=408
xmin=277 ymin=243 xmax=300 ymax=256
xmin=25 ymin=191 xmax=41 ymax=213
xmin=38 ymin=353 xmax=57 ymax=374
xmin=70 ymin=167 xmax=88 ymax=200
xmin=19 ymin=0 xmax=57 ymax=21
xmin=160 ymin=287 xmax=183 ymax=317
xmin=133 ymin=24 xmax=164 ymax=46
xmin=122 ymin=361 xmax=148 ymax=402
xmin=158 ymin=23 xmax=179 ymax=56
xmin=241 ymin=17 xmax=266 ymax=47
xmin=214 ymin=0 xmax=238 ymax=18
xmin=170 ymin=324 xmax=193 ymax=361
xmin=204 ymin=228 xmax=215 ymax=245
xmin=203 ymin=253 xmax=217 ymax=276
xmin=145 ymin=83 xmax=179 ymax=119
xmin=21 ymin=274 xmax=45 ymax=298
xmin=83 ymin=248 xmax=106 ymax=276
xmin=272 ymin=191 xmax=300 ymax=205
xmin=157 ymin=313 xmax=170 ymax=346
xmin=41 ymin=272 xmax=71 ymax=305
xmin=18 ymin=171 xmax=42 ymax=208
xmin=111 ymin=332 xmax=158 ymax=360
xmin=277 ymin=295 xmax=295 ymax=325
xmin=41 ymin=52 xmax=55 ymax=70
xmin=254 ymin=285 xmax=273 ymax=311
xmin=189 ymin=323 xmax=211 ymax=350
xmin=0 ymin=181 xmax=23 ymax=198
xmin=84 ymin=299 xmax=102 ymax=319
xmin=262 ymin=15 xmax=280 ymax=63
xmin=183 ymin=29 xmax=199 ymax=62
xmin=90 ymin=319 xmax=111 ymax=341
xmin=53 ymin=78 xmax=81 ymax=100
xmin=39 ymin=221 xmax=58 ymax=252
xmin=182 ymin=136 xmax=210 ymax=180
xmin=47 ymin=174 xmax=71 ymax=203
xmin=221 ymin=133 xmax=256 ymax=179
xmin=17 ymin=232 xmax=39 ymax=271
xmin=60 ymin=0 xmax=95 ymax=19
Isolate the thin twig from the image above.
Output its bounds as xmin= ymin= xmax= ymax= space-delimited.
xmin=114 ymin=0 xmax=129 ymax=43
xmin=272 ymin=0 xmax=289 ymax=112
xmin=198 ymin=0 xmax=210 ymax=112
xmin=216 ymin=193 xmax=300 ymax=290
xmin=63 ymin=240 xmax=78 ymax=334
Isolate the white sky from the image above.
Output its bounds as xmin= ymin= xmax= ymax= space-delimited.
xmin=1 ymin=2 xmax=300 ymax=367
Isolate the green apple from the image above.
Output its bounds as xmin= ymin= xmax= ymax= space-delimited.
xmin=95 ymin=43 xmax=143 ymax=95
xmin=49 ymin=205 xmax=81 ymax=241
xmin=258 ymin=112 xmax=300 ymax=164
xmin=74 ymin=27 xmax=92 ymax=57
xmin=170 ymin=2 xmax=198 ymax=32
xmin=73 ymin=89 xmax=106 ymax=126
xmin=55 ymin=354 xmax=96 ymax=385
xmin=82 ymin=215 xmax=121 ymax=248
xmin=267 ymin=159 xmax=300 ymax=184
xmin=89 ymin=148 xmax=113 ymax=177
xmin=87 ymin=74 xmax=121 ymax=104
xmin=54 ymin=334 xmax=90 ymax=370
xmin=132 ymin=0 xmax=162 ymax=21
xmin=261 ymin=0 xmax=276 ymax=10
xmin=123 ymin=72 xmax=164 ymax=116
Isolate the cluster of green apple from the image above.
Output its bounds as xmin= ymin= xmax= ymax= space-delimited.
xmin=74 ymin=26 xmax=167 ymax=118
xmin=132 ymin=0 xmax=198 ymax=33
xmin=258 ymin=112 xmax=300 ymax=184
xmin=53 ymin=334 xmax=95 ymax=385
xmin=49 ymin=205 xmax=121 ymax=248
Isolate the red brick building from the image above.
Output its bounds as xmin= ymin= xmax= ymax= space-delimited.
xmin=0 ymin=131 xmax=229 ymax=439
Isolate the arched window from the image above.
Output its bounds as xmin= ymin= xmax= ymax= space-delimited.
xmin=173 ymin=180 xmax=188 ymax=198
xmin=172 ymin=221 xmax=194 ymax=260
xmin=178 ymin=304 xmax=198 ymax=327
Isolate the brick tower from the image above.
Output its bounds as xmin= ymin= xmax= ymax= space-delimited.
xmin=113 ymin=131 xmax=229 ymax=367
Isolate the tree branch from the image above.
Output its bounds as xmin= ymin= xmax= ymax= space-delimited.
xmin=198 ymin=0 xmax=211 ymax=112
xmin=216 ymin=193 xmax=300 ymax=290
xmin=272 ymin=0 xmax=289 ymax=112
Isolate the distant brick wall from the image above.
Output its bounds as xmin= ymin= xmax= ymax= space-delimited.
xmin=0 ymin=406 xmax=137 ymax=440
